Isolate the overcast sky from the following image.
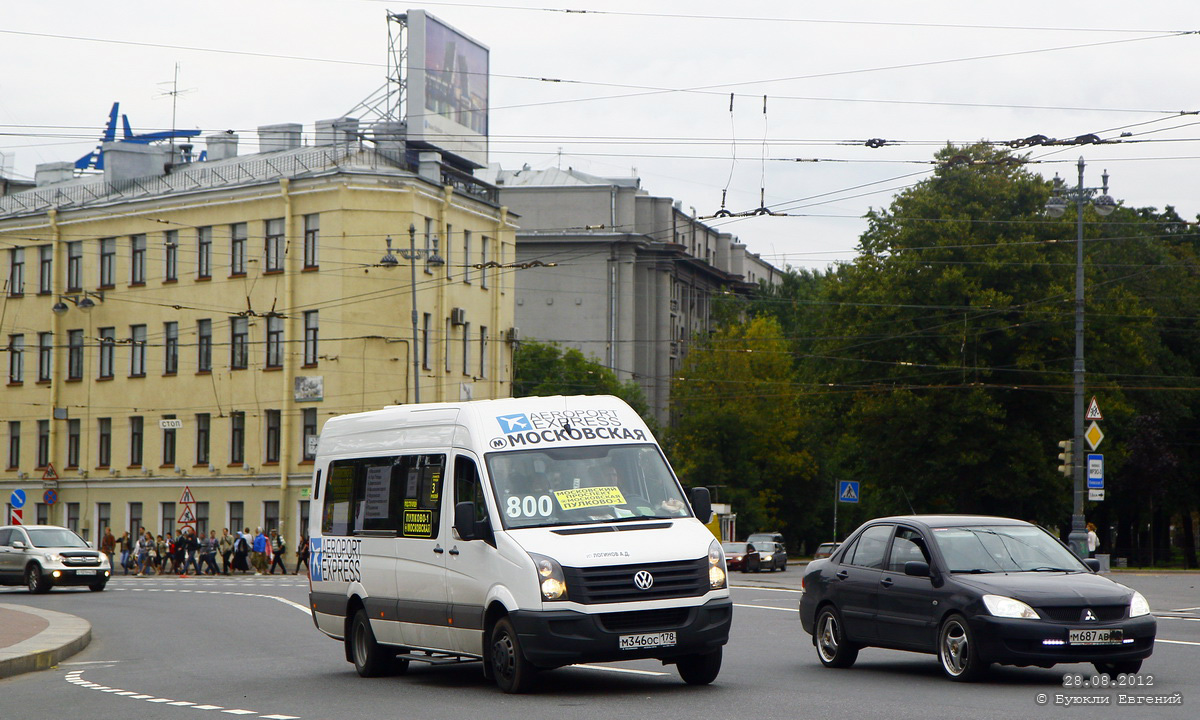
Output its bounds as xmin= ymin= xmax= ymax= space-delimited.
xmin=3 ymin=1 xmax=1200 ymax=270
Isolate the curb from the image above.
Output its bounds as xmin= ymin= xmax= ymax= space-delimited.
xmin=0 ymin=604 xmax=92 ymax=680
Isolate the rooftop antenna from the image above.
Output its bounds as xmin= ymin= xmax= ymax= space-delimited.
xmin=156 ymin=62 xmax=196 ymax=159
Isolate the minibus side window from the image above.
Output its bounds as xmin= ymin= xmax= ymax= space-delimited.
xmin=321 ymin=454 xmax=445 ymax=537
xmin=398 ymin=454 xmax=444 ymax=539
xmin=454 ymin=455 xmax=487 ymax=523
xmin=322 ymin=462 xmax=356 ymax=536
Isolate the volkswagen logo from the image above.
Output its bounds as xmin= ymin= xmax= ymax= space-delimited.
xmin=633 ymin=570 xmax=654 ymax=590
xmin=1082 ymin=608 xmax=1098 ymax=622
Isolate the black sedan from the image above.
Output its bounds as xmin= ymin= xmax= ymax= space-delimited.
xmin=798 ymin=515 xmax=1156 ymax=681
xmin=721 ymin=542 xmax=761 ymax=572
xmin=752 ymin=541 xmax=787 ymax=572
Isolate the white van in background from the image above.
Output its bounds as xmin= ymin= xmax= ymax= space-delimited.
xmin=307 ymin=395 xmax=731 ymax=693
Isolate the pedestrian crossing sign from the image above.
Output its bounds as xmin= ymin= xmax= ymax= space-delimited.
xmin=839 ymin=481 xmax=860 ymax=503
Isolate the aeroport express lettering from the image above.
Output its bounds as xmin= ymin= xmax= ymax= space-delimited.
xmin=311 ymin=536 xmax=362 ymax=583
xmin=490 ymin=425 xmax=647 ymax=450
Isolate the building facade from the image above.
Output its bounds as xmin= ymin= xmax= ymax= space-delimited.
xmin=485 ymin=166 xmax=780 ymax=426
xmin=1 ymin=123 xmax=515 ymax=550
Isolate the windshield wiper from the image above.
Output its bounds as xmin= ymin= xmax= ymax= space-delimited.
xmin=952 ymin=568 xmax=996 ymax=574
xmin=1026 ymin=566 xmax=1076 ymax=572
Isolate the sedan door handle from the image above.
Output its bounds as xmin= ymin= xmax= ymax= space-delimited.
xmin=835 ymin=570 xmax=849 ymax=580
xmin=448 ymin=547 xmax=460 ymax=556
xmin=433 ymin=545 xmax=444 ymax=554
xmin=880 ymin=577 xmax=894 ymax=588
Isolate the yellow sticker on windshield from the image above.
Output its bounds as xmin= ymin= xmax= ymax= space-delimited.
xmin=553 ymin=486 xmax=627 ymax=511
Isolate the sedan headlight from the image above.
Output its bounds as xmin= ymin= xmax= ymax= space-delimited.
xmin=1130 ymin=591 xmax=1151 ymax=617
xmin=982 ymin=594 xmax=1039 ymax=619
xmin=760 ymin=553 xmax=774 ymax=561
xmin=708 ymin=539 xmax=726 ymax=590
xmin=529 ymin=553 xmax=568 ymax=601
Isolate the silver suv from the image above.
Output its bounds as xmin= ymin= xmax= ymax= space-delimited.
xmin=0 ymin=524 xmax=112 ymax=593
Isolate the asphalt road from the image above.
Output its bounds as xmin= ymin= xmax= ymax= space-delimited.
xmin=1 ymin=567 xmax=1197 ymax=720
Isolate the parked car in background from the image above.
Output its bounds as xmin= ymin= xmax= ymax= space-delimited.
xmin=0 ymin=524 xmax=111 ymax=593
xmin=813 ymin=542 xmax=841 ymax=560
xmin=747 ymin=532 xmax=786 ymax=555
xmin=751 ymin=541 xmax=787 ymax=572
xmin=798 ymin=515 xmax=1156 ymax=681
xmin=721 ymin=541 xmax=761 ymax=573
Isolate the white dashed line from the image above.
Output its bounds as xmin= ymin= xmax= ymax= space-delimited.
xmin=221 ymin=710 xmax=258 ymax=715
xmin=734 ymin=603 xmax=796 ymax=612
xmin=65 ymin=669 xmax=301 ymax=719
xmin=572 ymin=664 xmax=668 ymax=677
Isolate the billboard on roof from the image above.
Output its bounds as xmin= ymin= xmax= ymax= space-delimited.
xmin=406 ymin=9 xmax=489 ymax=167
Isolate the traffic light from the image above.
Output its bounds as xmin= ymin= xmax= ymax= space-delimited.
xmin=1056 ymin=440 xmax=1074 ymax=477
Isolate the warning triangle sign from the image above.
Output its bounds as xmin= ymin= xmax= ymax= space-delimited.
xmin=178 ymin=505 xmax=197 ymax=524
xmin=1086 ymin=397 xmax=1103 ymax=421
xmin=42 ymin=463 xmax=59 ymax=481
xmin=179 ymin=486 xmax=195 ymax=504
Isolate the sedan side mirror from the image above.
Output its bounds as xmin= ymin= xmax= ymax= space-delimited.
xmin=904 ymin=561 xmax=930 ymax=577
xmin=1083 ymin=558 xmax=1100 ymax=572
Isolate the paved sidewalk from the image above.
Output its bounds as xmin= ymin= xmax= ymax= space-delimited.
xmin=0 ymin=604 xmax=91 ymax=679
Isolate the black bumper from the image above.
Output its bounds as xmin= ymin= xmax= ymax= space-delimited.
xmin=970 ymin=614 xmax=1156 ymax=667
xmin=510 ymin=597 xmax=733 ymax=669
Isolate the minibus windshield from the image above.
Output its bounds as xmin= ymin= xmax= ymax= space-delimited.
xmin=485 ymin=444 xmax=692 ymax=530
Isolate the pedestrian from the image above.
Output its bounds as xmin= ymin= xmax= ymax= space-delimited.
xmin=251 ymin=526 xmax=269 ymax=575
xmin=203 ymin=530 xmax=221 ymax=575
xmin=294 ymin=534 xmax=310 ymax=575
xmin=183 ymin=528 xmax=203 ymax=575
xmin=100 ymin=527 xmax=116 ymax=571
xmin=173 ymin=529 xmax=188 ymax=575
xmin=233 ymin=528 xmax=251 ymax=574
xmin=135 ymin=531 xmax=154 ymax=576
xmin=1087 ymin=522 xmax=1100 ymax=558
xmin=268 ymin=529 xmax=287 ymax=575
xmin=219 ymin=528 xmax=234 ymax=575
xmin=117 ymin=531 xmax=132 ymax=574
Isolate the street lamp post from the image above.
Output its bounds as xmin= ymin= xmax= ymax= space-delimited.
xmin=1045 ymin=157 xmax=1114 ymax=558
xmin=380 ymin=224 xmax=444 ymax=404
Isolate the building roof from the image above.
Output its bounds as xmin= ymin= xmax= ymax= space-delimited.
xmin=485 ymin=164 xmax=640 ymax=189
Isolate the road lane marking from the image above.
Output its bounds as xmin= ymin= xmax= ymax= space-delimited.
xmin=65 ymin=669 xmax=302 ymax=719
xmin=730 ymin=585 xmax=801 ymax=592
xmin=1158 ymin=639 xmax=1200 ymax=647
xmin=735 ymin=603 xmax=796 ymax=612
xmin=572 ymin=664 xmax=668 ymax=676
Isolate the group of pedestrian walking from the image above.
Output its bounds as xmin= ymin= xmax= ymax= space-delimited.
xmin=98 ymin=526 xmax=310 ymax=577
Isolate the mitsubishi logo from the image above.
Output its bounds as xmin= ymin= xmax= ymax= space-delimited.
xmin=633 ymin=570 xmax=654 ymax=590
xmin=1082 ymin=608 xmax=1098 ymax=622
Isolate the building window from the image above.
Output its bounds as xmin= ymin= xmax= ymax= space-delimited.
xmin=67 ymin=502 xmax=80 ymax=534
xmin=7 ymin=334 xmax=23 ymax=384
xmin=444 ymin=318 xmax=452 ymax=373
xmin=37 ymin=332 xmax=52 ymax=382
xmin=198 ymin=226 xmax=212 ymax=278
xmin=129 ymin=416 xmax=143 ymax=466
xmin=195 ymin=501 xmax=209 ymax=536
xmin=38 ymin=245 xmax=52 ymax=295
xmin=462 ymin=322 xmax=471 ymax=376
xmin=67 ymin=419 xmax=80 ymax=468
xmin=160 ymin=502 xmax=174 ymax=538
xmin=266 ymin=315 xmax=283 ymax=369
xmin=479 ymin=325 xmax=488 ymax=379
xmin=97 ymin=503 xmax=111 ymax=541
xmin=8 ymin=421 xmax=20 ymax=469
xmin=98 ymin=327 xmax=114 ymax=378
xmin=6 ymin=247 xmax=23 ymax=296
xmin=463 ymin=230 xmax=472 ymax=284
xmin=302 ymin=408 xmax=317 ymax=462
xmin=298 ymin=500 xmax=310 ymax=537
xmin=424 ymin=217 xmax=435 ymax=275
xmin=162 ymin=415 xmax=176 ymax=466
xmin=230 ymin=222 xmax=247 ymax=275
xmin=129 ymin=502 xmax=143 ymax=538
xmin=36 ymin=503 xmax=49 ymax=525
xmin=265 ymin=218 xmax=285 ymax=272
xmin=265 ymin=409 xmax=281 ymax=463
xmin=130 ymin=324 xmax=146 ymax=377
xmin=229 ymin=501 xmax=244 ymax=535
xmin=196 ymin=413 xmax=210 ymax=465
xmin=67 ymin=329 xmax=84 ymax=380
xmin=37 ymin=420 xmax=49 ymax=467
xmin=164 ymin=230 xmax=178 ymax=281
xmin=230 ymin=317 xmax=248 ymax=369
xmin=230 ymin=411 xmax=245 ymax=464
xmin=99 ymin=237 xmax=116 ymax=287
xmin=422 ymin=313 xmax=431 ymax=370
xmin=197 ymin=319 xmax=212 ymax=372
xmin=67 ymin=241 xmax=83 ymax=291
xmin=130 ymin=234 xmax=146 ymax=284
xmin=97 ymin=418 xmax=111 ymax=467
xmin=303 ymin=214 xmax=319 ymax=269
xmin=303 ymin=311 xmax=318 ymax=366
xmin=164 ymin=322 xmax=178 ymax=374
xmin=264 ymin=500 xmax=279 ymax=534
xmin=481 ymin=236 xmax=489 ymax=289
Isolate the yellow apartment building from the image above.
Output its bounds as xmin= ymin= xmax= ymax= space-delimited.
xmin=1 ymin=122 xmax=516 ymax=552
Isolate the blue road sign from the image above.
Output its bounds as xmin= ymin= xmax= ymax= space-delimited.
xmin=1087 ymin=454 xmax=1104 ymax=489
xmin=839 ymin=481 xmax=860 ymax=503
xmin=10 ymin=489 xmax=26 ymax=509
xmin=43 ymin=489 xmax=58 ymax=506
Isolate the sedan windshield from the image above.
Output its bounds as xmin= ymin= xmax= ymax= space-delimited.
xmin=25 ymin=528 xmax=89 ymax=548
xmin=722 ymin=543 xmax=749 ymax=554
xmin=485 ymin=444 xmax=691 ymax=530
xmin=930 ymin=525 xmax=1086 ymax=573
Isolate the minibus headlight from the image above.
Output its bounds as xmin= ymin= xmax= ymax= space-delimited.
xmin=708 ymin=539 xmax=726 ymax=590
xmin=529 ymin=553 xmax=568 ymax=601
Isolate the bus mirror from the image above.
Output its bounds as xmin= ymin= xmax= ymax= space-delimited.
xmin=454 ymin=501 xmax=478 ymax=540
xmin=688 ymin=487 xmax=712 ymax=524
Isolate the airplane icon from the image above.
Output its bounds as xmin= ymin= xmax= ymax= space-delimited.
xmin=496 ymin=414 xmax=531 ymax=433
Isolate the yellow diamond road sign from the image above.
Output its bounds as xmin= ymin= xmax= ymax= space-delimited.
xmin=1085 ymin=422 xmax=1104 ymax=451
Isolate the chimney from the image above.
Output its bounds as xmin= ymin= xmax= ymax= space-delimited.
xmin=34 ymin=161 xmax=75 ymax=186
xmin=315 ymin=117 xmax=360 ymax=146
xmin=257 ymin=123 xmax=303 ymax=153
xmin=205 ymin=133 xmax=239 ymax=161
xmin=418 ymin=151 xmax=442 ymax=183
xmin=370 ymin=121 xmax=406 ymax=158
xmin=102 ymin=142 xmax=170 ymax=187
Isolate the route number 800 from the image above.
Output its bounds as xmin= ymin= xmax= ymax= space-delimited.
xmin=506 ymin=494 xmax=554 ymax=518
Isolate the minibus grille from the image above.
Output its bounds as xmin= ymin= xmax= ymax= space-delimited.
xmin=563 ymin=558 xmax=708 ymax=604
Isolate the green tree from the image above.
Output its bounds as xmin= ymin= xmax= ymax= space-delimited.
xmin=512 ymin=341 xmax=656 ymax=431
